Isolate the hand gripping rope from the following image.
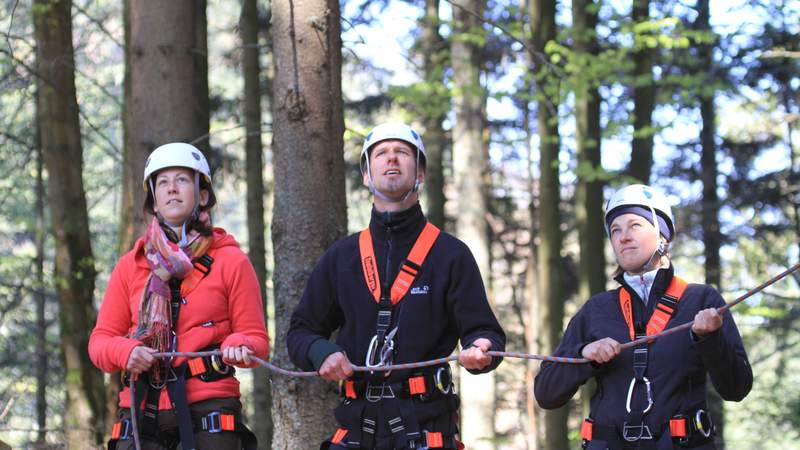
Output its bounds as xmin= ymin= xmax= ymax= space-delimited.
xmin=126 ymin=263 xmax=799 ymax=450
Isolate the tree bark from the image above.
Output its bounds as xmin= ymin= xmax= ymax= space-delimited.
xmin=33 ymin=0 xmax=105 ymax=446
xmin=573 ymin=0 xmax=606 ymax=421
xmin=34 ymin=94 xmax=47 ymax=446
xmin=530 ymin=0 xmax=568 ymax=448
xmin=451 ymin=1 xmax=495 ymax=448
xmin=421 ymin=0 xmax=447 ymax=229
xmin=240 ymin=0 xmax=272 ymax=447
xmin=123 ymin=0 xmax=210 ymax=252
xmin=629 ymin=0 xmax=655 ymax=184
xmin=696 ymin=0 xmax=725 ymax=445
xmin=270 ymin=0 xmax=346 ymax=448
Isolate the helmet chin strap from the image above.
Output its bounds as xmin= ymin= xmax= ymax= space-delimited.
xmin=638 ymin=205 xmax=669 ymax=273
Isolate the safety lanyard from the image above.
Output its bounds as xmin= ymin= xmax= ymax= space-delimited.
xmin=359 ymin=222 xmax=439 ymax=371
xmin=618 ymin=275 xmax=688 ymax=442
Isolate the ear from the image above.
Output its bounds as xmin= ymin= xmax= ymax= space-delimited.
xmin=200 ymin=189 xmax=210 ymax=207
xmin=362 ymin=168 xmax=370 ymax=188
xmin=417 ymin=166 xmax=426 ymax=184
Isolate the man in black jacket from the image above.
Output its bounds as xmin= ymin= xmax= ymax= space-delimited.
xmin=287 ymin=123 xmax=506 ymax=450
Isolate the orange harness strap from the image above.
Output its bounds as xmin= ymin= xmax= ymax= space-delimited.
xmin=618 ymin=276 xmax=688 ymax=341
xmin=359 ymin=222 xmax=440 ymax=305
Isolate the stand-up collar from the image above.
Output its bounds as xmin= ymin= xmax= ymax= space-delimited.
xmin=368 ymin=202 xmax=426 ymax=245
xmin=615 ymin=264 xmax=674 ymax=307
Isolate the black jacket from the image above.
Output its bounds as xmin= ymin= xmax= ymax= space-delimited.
xmin=535 ymin=266 xmax=752 ymax=448
xmin=287 ymin=203 xmax=505 ymax=380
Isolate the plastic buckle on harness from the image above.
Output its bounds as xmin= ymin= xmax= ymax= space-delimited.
xmin=111 ymin=419 xmax=132 ymax=440
xmin=434 ymin=366 xmax=452 ymax=394
xmin=202 ymin=411 xmax=235 ymax=433
xmin=625 ymin=376 xmax=653 ymax=414
xmin=694 ymin=409 xmax=713 ymax=438
xmin=622 ymin=422 xmax=653 ymax=441
xmin=365 ymin=383 xmax=395 ymax=403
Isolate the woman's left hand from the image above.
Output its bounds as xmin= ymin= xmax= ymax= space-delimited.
xmin=222 ymin=345 xmax=254 ymax=366
xmin=691 ymin=308 xmax=723 ymax=337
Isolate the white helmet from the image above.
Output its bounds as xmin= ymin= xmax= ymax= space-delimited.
xmin=142 ymin=142 xmax=211 ymax=192
xmin=604 ymin=184 xmax=675 ymax=241
xmin=360 ymin=123 xmax=426 ymax=171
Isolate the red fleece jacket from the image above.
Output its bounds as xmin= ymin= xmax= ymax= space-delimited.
xmin=89 ymin=228 xmax=269 ymax=409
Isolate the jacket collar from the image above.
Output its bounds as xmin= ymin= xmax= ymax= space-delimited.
xmin=615 ymin=263 xmax=674 ymax=306
xmin=368 ymin=202 xmax=427 ymax=246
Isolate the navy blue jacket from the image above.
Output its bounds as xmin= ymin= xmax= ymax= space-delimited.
xmin=535 ymin=266 xmax=752 ymax=447
xmin=287 ymin=203 xmax=505 ymax=380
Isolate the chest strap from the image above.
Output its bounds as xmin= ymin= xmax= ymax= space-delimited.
xmin=618 ymin=275 xmax=688 ymax=341
xmin=359 ymin=222 xmax=440 ymax=305
xmin=360 ymin=222 xmax=440 ymax=373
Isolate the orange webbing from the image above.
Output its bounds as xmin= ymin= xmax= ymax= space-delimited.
xmin=425 ymin=431 xmax=444 ymax=448
xmin=220 ymin=414 xmax=236 ymax=431
xmin=111 ymin=421 xmax=122 ymax=440
xmin=344 ymin=380 xmax=357 ymax=399
xmin=332 ymin=428 xmax=348 ymax=444
xmin=188 ymin=358 xmax=206 ymax=376
xmin=580 ymin=419 xmax=593 ymax=441
xmin=359 ymin=222 xmax=440 ymax=304
xmin=619 ymin=276 xmax=688 ymax=341
xmin=669 ymin=417 xmax=688 ymax=437
xmin=408 ymin=376 xmax=427 ymax=395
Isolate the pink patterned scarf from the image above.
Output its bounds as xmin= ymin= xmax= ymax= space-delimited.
xmin=135 ymin=213 xmax=213 ymax=384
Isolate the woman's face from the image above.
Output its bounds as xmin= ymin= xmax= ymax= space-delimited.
xmin=152 ymin=167 xmax=207 ymax=225
xmin=609 ymin=213 xmax=660 ymax=274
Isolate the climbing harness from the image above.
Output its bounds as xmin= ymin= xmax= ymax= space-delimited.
xmin=122 ymin=263 xmax=798 ymax=450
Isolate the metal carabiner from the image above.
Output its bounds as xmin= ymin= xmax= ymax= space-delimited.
xmin=625 ymin=376 xmax=653 ymax=414
xmin=365 ymin=327 xmax=398 ymax=374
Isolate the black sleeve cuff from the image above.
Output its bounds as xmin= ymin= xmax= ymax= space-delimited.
xmin=308 ymin=338 xmax=345 ymax=371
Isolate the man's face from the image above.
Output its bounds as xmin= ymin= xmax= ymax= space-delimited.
xmin=362 ymin=139 xmax=424 ymax=196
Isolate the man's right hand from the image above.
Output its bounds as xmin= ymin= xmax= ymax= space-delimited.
xmin=580 ymin=337 xmax=621 ymax=364
xmin=126 ymin=346 xmax=157 ymax=374
xmin=319 ymin=351 xmax=354 ymax=381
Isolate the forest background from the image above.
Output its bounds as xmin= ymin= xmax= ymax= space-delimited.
xmin=0 ymin=0 xmax=797 ymax=449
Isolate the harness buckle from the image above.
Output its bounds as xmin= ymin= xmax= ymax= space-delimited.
xmin=365 ymin=383 xmax=395 ymax=403
xmin=694 ymin=409 xmax=714 ymax=438
xmin=434 ymin=366 xmax=452 ymax=394
xmin=203 ymin=411 xmax=223 ymax=433
xmin=622 ymin=422 xmax=653 ymax=441
xmin=625 ymin=376 xmax=653 ymax=413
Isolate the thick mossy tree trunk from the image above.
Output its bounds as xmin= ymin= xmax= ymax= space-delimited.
xmin=270 ymin=0 xmax=346 ymax=448
xmin=33 ymin=0 xmax=105 ymax=446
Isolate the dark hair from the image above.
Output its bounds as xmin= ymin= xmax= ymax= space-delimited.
xmin=142 ymin=172 xmax=216 ymax=237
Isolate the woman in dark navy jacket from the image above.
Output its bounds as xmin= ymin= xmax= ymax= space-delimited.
xmin=535 ymin=184 xmax=752 ymax=450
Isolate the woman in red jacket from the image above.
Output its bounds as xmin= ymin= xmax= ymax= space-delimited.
xmin=89 ymin=143 xmax=269 ymax=450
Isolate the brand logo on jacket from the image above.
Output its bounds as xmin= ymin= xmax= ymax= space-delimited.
xmin=410 ymin=285 xmax=429 ymax=295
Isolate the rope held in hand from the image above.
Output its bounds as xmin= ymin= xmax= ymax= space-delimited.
xmin=125 ymin=262 xmax=798 ymax=450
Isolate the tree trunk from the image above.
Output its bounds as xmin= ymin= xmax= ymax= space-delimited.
xmin=34 ymin=97 xmax=47 ymax=445
xmin=270 ymin=0 xmax=346 ymax=448
xmin=573 ymin=0 xmax=606 ymax=420
xmin=629 ymin=0 xmax=655 ymax=184
xmin=530 ymin=0 xmax=568 ymax=448
xmin=124 ymin=0 xmax=210 ymax=251
xmin=421 ymin=0 xmax=447 ymax=229
xmin=32 ymin=0 xmax=105 ymax=446
xmin=696 ymin=0 xmax=724 ymax=445
xmin=451 ymin=1 xmax=495 ymax=448
xmin=240 ymin=0 xmax=272 ymax=447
